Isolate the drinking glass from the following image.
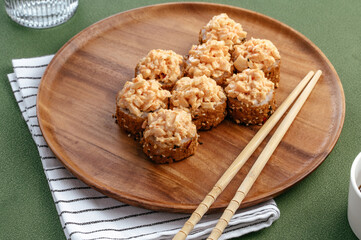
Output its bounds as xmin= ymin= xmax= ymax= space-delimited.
xmin=4 ymin=0 xmax=78 ymax=28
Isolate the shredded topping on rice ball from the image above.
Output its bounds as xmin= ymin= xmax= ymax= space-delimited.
xmin=233 ymin=38 xmax=281 ymax=72
xmin=200 ymin=13 xmax=247 ymax=49
xmin=117 ymin=75 xmax=171 ymax=117
xmin=171 ymin=76 xmax=226 ymax=110
xmin=137 ymin=49 xmax=184 ymax=84
xmin=225 ymin=69 xmax=274 ymax=105
xmin=144 ymin=109 xmax=197 ymax=146
xmin=186 ymin=40 xmax=232 ymax=79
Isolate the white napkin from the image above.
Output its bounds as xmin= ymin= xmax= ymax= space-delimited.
xmin=7 ymin=55 xmax=280 ymax=240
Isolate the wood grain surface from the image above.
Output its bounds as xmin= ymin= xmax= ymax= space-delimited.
xmin=37 ymin=2 xmax=345 ymax=213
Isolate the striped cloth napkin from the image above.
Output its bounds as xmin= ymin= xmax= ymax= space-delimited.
xmin=7 ymin=55 xmax=280 ymax=240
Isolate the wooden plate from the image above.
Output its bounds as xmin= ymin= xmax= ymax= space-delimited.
xmin=37 ymin=2 xmax=345 ymax=213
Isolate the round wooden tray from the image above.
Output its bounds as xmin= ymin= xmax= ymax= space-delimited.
xmin=37 ymin=2 xmax=345 ymax=213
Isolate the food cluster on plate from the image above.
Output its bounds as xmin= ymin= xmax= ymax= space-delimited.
xmin=115 ymin=13 xmax=281 ymax=164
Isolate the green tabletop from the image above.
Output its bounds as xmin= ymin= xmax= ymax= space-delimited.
xmin=1 ymin=0 xmax=360 ymax=239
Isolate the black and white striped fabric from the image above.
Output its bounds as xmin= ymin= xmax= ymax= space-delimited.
xmin=7 ymin=55 xmax=280 ymax=240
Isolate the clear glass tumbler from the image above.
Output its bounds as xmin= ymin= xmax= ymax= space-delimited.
xmin=4 ymin=0 xmax=78 ymax=29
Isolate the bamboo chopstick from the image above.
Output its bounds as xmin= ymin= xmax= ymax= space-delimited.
xmin=172 ymin=70 xmax=317 ymax=240
xmin=207 ymin=70 xmax=322 ymax=240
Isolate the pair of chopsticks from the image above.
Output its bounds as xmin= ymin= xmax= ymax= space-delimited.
xmin=173 ymin=70 xmax=322 ymax=240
